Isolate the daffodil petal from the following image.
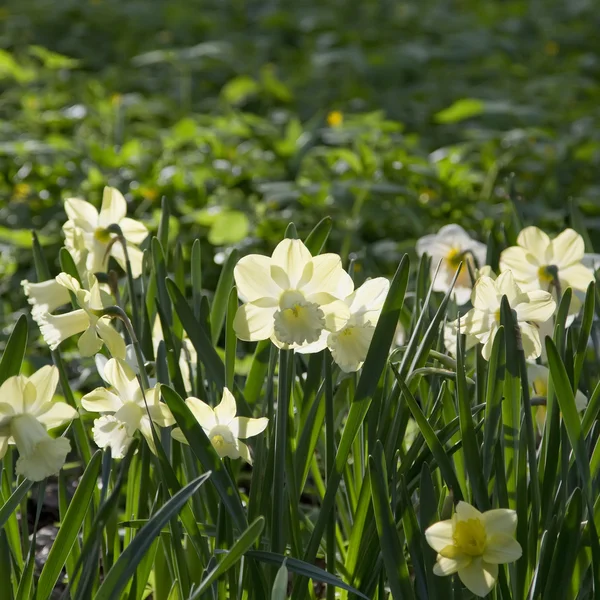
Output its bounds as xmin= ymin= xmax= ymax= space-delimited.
xmin=495 ymin=271 xmax=527 ymax=306
xmin=498 ymin=247 xmax=539 ymax=288
xmin=233 ymin=302 xmax=276 ymax=342
xmin=38 ymin=309 xmax=90 ymax=351
xmin=114 ymin=402 xmax=144 ymax=435
xmin=35 ymin=402 xmax=78 ymax=430
xmin=519 ymin=322 xmax=543 ymax=361
xmin=483 ymin=534 xmax=522 ymax=564
xmin=548 ymin=228 xmax=585 ymax=266
xmin=458 ymin=558 xmax=498 ymax=598
xmin=78 ymin=326 xmax=104 ymax=357
xmin=347 ymin=277 xmax=390 ymax=314
xmin=237 ymin=439 xmax=252 ymax=464
xmin=214 ymin=388 xmax=237 ymax=425
xmin=81 ymin=388 xmax=124 ymax=413
xmin=560 ymin=264 xmax=595 ymax=293
xmin=481 ymin=508 xmax=517 ymax=537
xmin=92 ymin=415 xmax=133 ymax=459
xmin=109 ymin=242 xmax=145 ymax=279
xmin=271 ymin=239 xmax=312 ymax=288
xmin=455 ymin=501 xmax=484 ymax=522
xmin=64 ymin=198 xmax=99 ymax=229
xmin=472 ymin=277 xmax=500 ymax=311
xmin=433 ymin=555 xmax=471 ymax=576
xmin=516 ymin=226 xmax=550 ymax=256
xmin=98 ymin=186 xmax=127 ymax=228
xmin=234 ymin=254 xmax=281 ymax=301
xmin=103 ymin=358 xmax=139 ymax=401
xmin=425 ymin=519 xmax=455 ymax=553
xmin=230 ymin=416 xmax=268 ymax=439
xmin=515 ymin=290 xmax=556 ymax=323
xmin=186 ymin=397 xmax=217 ymax=430
xmin=319 ymin=298 xmax=351 ymax=332
xmin=171 ymin=427 xmax=188 ymax=445
xmin=25 ymin=365 xmax=59 ymax=413
xmin=96 ymin=318 xmax=127 ymax=359
xmin=328 ymin=324 xmax=374 ymax=372
xmin=119 ymin=217 xmax=149 ymax=245
xmin=301 ymin=254 xmax=347 ymax=297
xmin=148 ymin=403 xmax=175 ymax=427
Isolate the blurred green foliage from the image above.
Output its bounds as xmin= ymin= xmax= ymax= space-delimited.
xmin=1 ymin=0 xmax=600 ymax=321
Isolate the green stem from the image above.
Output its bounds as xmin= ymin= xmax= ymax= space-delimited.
xmin=325 ymin=358 xmax=336 ymax=600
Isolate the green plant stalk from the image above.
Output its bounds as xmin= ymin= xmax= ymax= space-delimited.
xmin=325 ymin=358 xmax=336 ymax=600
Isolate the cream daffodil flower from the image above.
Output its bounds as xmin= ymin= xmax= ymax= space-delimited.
xmin=36 ymin=273 xmax=126 ymax=359
xmin=0 ymin=366 xmax=78 ymax=481
xmin=299 ymin=277 xmax=390 ymax=372
xmin=499 ymin=227 xmax=594 ymax=315
xmin=417 ymin=225 xmax=487 ymax=306
xmin=425 ymin=501 xmax=522 ymax=597
xmin=451 ymin=271 xmax=556 ymax=360
xmin=63 ymin=186 xmax=148 ymax=278
xmin=233 ymin=239 xmax=353 ymax=350
xmin=81 ymin=358 xmax=174 ymax=458
xmin=22 ymin=279 xmax=72 ymax=320
xmin=172 ymin=387 xmax=268 ymax=464
xmin=527 ymin=362 xmax=587 ymax=433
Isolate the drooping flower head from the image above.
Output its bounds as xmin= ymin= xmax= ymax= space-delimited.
xmin=0 ymin=366 xmax=78 ymax=481
xmin=233 ymin=239 xmax=353 ymax=350
xmin=499 ymin=227 xmax=594 ymax=309
xmin=425 ymin=501 xmax=522 ymax=597
xmin=171 ymin=387 xmax=268 ymax=464
xmin=63 ymin=186 xmax=149 ymax=278
xmin=36 ymin=273 xmax=126 ymax=358
xmin=81 ymin=358 xmax=174 ymax=458
xmin=416 ymin=225 xmax=487 ymax=305
xmin=449 ymin=271 xmax=556 ymax=360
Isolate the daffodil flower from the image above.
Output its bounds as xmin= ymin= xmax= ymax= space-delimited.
xmin=416 ymin=225 xmax=487 ymax=305
xmin=36 ymin=273 xmax=126 ymax=358
xmin=233 ymin=239 xmax=353 ymax=350
xmin=451 ymin=271 xmax=556 ymax=360
xmin=22 ymin=279 xmax=72 ymax=320
xmin=81 ymin=358 xmax=174 ymax=458
xmin=63 ymin=186 xmax=149 ymax=278
xmin=527 ymin=362 xmax=587 ymax=433
xmin=298 ymin=277 xmax=390 ymax=371
xmin=172 ymin=387 xmax=268 ymax=464
xmin=0 ymin=366 xmax=78 ymax=481
xmin=499 ymin=227 xmax=594 ymax=315
xmin=425 ymin=501 xmax=522 ymax=597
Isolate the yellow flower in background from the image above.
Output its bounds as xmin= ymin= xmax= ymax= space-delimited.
xmin=425 ymin=501 xmax=522 ymax=597
xmin=63 ymin=186 xmax=149 ymax=278
xmin=416 ymin=225 xmax=487 ymax=305
xmin=36 ymin=273 xmax=126 ymax=358
xmin=299 ymin=277 xmax=390 ymax=372
xmin=172 ymin=387 xmax=268 ymax=464
xmin=327 ymin=110 xmax=343 ymax=127
xmin=451 ymin=271 xmax=556 ymax=360
xmin=499 ymin=227 xmax=594 ymax=307
xmin=81 ymin=358 xmax=173 ymax=458
xmin=0 ymin=366 xmax=78 ymax=481
xmin=527 ymin=362 xmax=588 ymax=433
xmin=233 ymin=238 xmax=353 ymax=350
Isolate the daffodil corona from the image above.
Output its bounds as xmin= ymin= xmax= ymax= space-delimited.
xmin=233 ymin=239 xmax=352 ymax=350
xmin=425 ymin=501 xmax=522 ymax=597
xmin=172 ymin=387 xmax=268 ymax=464
xmin=0 ymin=367 xmax=78 ymax=481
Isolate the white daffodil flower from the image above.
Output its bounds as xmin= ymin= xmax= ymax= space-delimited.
xmin=233 ymin=239 xmax=353 ymax=350
xmin=0 ymin=366 xmax=78 ymax=481
xmin=172 ymin=387 xmax=268 ymax=464
xmin=451 ymin=271 xmax=556 ymax=360
xmin=36 ymin=273 xmax=126 ymax=359
xmin=63 ymin=186 xmax=149 ymax=278
xmin=583 ymin=253 xmax=600 ymax=273
xmin=299 ymin=277 xmax=390 ymax=372
xmin=425 ymin=501 xmax=522 ymax=597
xmin=416 ymin=225 xmax=487 ymax=306
xmin=527 ymin=362 xmax=587 ymax=433
xmin=22 ymin=279 xmax=72 ymax=320
xmin=499 ymin=228 xmax=594 ymax=315
xmin=81 ymin=358 xmax=174 ymax=458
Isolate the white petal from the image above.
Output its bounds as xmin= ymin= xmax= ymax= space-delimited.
xmin=481 ymin=324 xmax=500 ymax=360
xmin=455 ymin=501 xmax=484 ymax=522
xmin=300 ymin=254 xmax=349 ymax=297
xmin=433 ymin=555 xmax=471 ymax=576
xmin=515 ymin=290 xmax=556 ymax=323
xmin=55 ymin=272 xmax=82 ymax=294
xmin=215 ymin=388 xmax=237 ymax=425
xmin=560 ymin=264 xmax=595 ymax=293
xmin=236 ymin=439 xmax=252 ymax=464
xmin=271 ymin=239 xmax=312 ymax=288
xmin=519 ymin=322 xmax=543 ymax=361
xmin=347 ymin=278 xmax=390 ymax=315
xmin=453 ymin=284 xmax=474 ymax=306
xmin=495 ymin=271 xmax=527 ymax=306
xmin=498 ymin=247 xmax=539 ymax=288
xmin=234 ymin=254 xmax=281 ymax=302
xmin=96 ymin=318 xmax=127 ymax=359
xmin=148 ymin=403 xmax=175 ymax=428
xmin=458 ymin=558 xmax=498 ymax=598
xmin=81 ymin=388 xmax=123 ymax=413
xmin=16 ymin=436 xmax=71 ymax=481
xmin=575 ymin=389 xmax=588 ymax=412
xmin=516 ymin=226 xmax=550 ymax=256
xmin=416 ymin=233 xmax=453 ymax=260
xmin=35 ymin=402 xmax=78 ymax=430
xmin=171 ymin=427 xmax=188 ymax=445
xmin=482 ymin=509 xmax=518 ymax=537
xmin=98 ymin=187 xmax=127 ymax=228
xmin=425 ymin=519 xmax=455 ymax=552
xmin=472 ymin=277 xmax=500 ymax=311
xmin=103 ymin=358 xmax=139 ymax=401
xmin=548 ymin=229 xmax=585 ymax=266
xmin=64 ymin=198 xmax=98 ymax=229
xmin=38 ymin=309 xmax=90 ymax=351
xmin=26 ymin=366 xmax=59 ymax=413
xmin=233 ymin=302 xmax=276 ymax=342
xmin=328 ymin=324 xmax=374 ymax=372
xmin=119 ymin=217 xmax=149 ymax=245
xmin=22 ymin=279 xmax=71 ymax=317
xmin=230 ymin=416 xmax=268 ymax=439
xmin=483 ymin=534 xmax=522 ymax=564
xmin=318 ymin=298 xmax=351 ymax=332
xmin=92 ymin=415 xmax=133 ymax=459
xmin=114 ymin=402 xmax=144 ymax=435
xmin=0 ymin=376 xmax=31 ymax=414
xmin=78 ymin=326 xmax=104 ymax=357
xmin=109 ymin=242 xmax=145 ymax=279
xmin=186 ymin=397 xmax=217 ymax=430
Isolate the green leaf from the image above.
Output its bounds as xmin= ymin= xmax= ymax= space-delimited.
xmin=434 ymin=98 xmax=485 ymax=124
xmin=303 ymin=217 xmax=332 ymax=255
xmin=0 ymin=314 xmax=28 ymax=386
xmin=221 ymin=75 xmax=260 ymax=105
xmin=271 ymin=559 xmax=289 ymax=600
xmin=94 ymin=473 xmax=210 ymax=600
xmin=210 ymin=249 xmax=238 ymax=344
xmin=208 ymin=211 xmax=250 ymax=245
xmin=0 ymin=479 xmax=33 ymax=530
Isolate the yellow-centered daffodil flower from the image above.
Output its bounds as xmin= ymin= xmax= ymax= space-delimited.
xmin=417 ymin=225 xmax=487 ymax=306
xmin=36 ymin=273 xmax=126 ymax=358
xmin=527 ymin=362 xmax=587 ymax=433
xmin=0 ymin=366 xmax=78 ymax=481
xmin=450 ymin=271 xmax=556 ymax=360
xmin=499 ymin=227 xmax=594 ymax=315
xmin=171 ymin=387 xmax=268 ymax=464
xmin=298 ymin=277 xmax=390 ymax=371
xmin=63 ymin=186 xmax=149 ymax=278
xmin=233 ymin=239 xmax=353 ymax=350
xmin=81 ymin=358 xmax=174 ymax=458
xmin=425 ymin=501 xmax=522 ymax=597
